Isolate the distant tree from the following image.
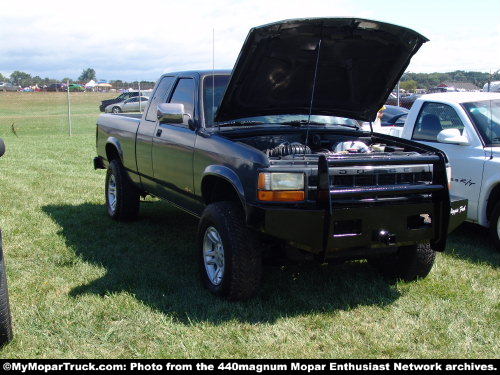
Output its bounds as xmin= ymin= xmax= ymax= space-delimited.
xmin=110 ymin=80 xmax=123 ymax=89
xmin=0 ymin=73 xmax=7 ymax=82
xmin=9 ymin=71 xmax=32 ymax=87
xmin=400 ymin=80 xmax=418 ymax=92
xmin=32 ymin=76 xmax=43 ymax=86
xmin=78 ymin=68 xmax=96 ymax=82
xmin=62 ymin=77 xmax=73 ymax=84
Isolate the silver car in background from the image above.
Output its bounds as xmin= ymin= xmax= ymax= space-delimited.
xmin=0 ymin=82 xmax=19 ymax=92
xmin=105 ymin=96 xmax=149 ymax=114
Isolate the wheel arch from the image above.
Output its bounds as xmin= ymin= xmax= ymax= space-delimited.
xmin=201 ymin=166 xmax=246 ymax=211
xmin=105 ymin=137 xmax=123 ymax=163
xmin=485 ymin=183 xmax=500 ymax=226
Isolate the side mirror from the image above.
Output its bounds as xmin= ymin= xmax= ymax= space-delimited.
xmin=437 ymin=128 xmax=469 ymax=146
xmin=0 ymin=138 xmax=5 ymax=157
xmin=157 ymin=103 xmax=191 ymax=125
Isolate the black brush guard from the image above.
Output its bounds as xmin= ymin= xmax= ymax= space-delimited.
xmin=316 ymin=153 xmax=451 ymax=262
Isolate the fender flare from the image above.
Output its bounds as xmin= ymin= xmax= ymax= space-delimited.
xmin=105 ymin=137 xmax=123 ymax=163
xmin=201 ymin=165 xmax=246 ymax=209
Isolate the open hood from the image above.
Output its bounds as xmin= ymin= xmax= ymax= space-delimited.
xmin=215 ymin=18 xmax=428 ymax=123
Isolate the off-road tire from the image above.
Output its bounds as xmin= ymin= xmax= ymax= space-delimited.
xmin=105 ymin=159 xmax=140 ymax=221
xmin=198 ymin=201 xmax=262 ymax=300
xmin=369 ymin=243 xmax=436 ymax=281
xmin=0 ymin=231 xmax=13 ymax=346
xmin=490 ymin=202 xmax=500 ymax=251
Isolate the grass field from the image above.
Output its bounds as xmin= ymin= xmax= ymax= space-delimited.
xmin=0 ymin=92 xmax=498 ymax=358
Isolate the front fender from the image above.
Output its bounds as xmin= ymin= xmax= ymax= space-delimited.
xmin=202 ymin=165 xmax=246 ymax=208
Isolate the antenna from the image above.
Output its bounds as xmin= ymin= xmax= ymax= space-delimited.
xmin=304 ymin=38 xmax=322 ymax=153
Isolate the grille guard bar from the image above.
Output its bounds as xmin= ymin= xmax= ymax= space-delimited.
xmin=317 ymin=153 xmax=450 ymax=262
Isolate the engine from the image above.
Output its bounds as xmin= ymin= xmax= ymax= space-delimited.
xmin=225 ymin=131 xmax=411 ymax=159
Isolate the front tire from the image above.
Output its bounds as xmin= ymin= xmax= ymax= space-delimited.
xmin=0 ymin=230 xmax=13 ymax=346
xmin=369 ymin=243 xmax=436 ymax=281
xmin=198 ymin=201 xmax=262 ymax=300
xmin=105 ymin=159 xmax=140 ymax=221
xmin=112 ymin=106 xmax=121 ymax=114
xmin=490 ymin=202 xmax=500 ymax=251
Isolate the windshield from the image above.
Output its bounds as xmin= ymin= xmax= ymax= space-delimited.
xmin=203 ymin=74 xmax=359 ymax=128
xmin=462 ymin=99 xmax=500 ymax=146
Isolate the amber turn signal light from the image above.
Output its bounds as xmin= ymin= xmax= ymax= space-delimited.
xmin=257 ymin=190 xmax=305 ymax=202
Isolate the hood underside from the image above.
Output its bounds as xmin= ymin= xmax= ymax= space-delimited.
xmin=215 ymin=18 xmax=428 ymax=123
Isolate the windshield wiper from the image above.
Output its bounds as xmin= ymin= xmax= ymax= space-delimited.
xmin=280 ymin=120 xmax=326 ymax=126
xmin=217 ymin=120 xmax=264 ymax=127
xmin=332 ymin=123 xmax=360 ymax=129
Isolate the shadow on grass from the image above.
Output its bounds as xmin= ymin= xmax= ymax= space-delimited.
xmin=43 ymin=202 xmax=400 ymax=324
xmin=446 ymin=222 xmax=499 ymax=268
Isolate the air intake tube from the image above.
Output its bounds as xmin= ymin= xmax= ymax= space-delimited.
xmin=266 ymin=142 xmax=311 ymax=157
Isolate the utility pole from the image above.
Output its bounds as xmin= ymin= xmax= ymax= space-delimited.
xmin=397 ymin=80 xmax=400 ymax=107
xmin=67 ymin=80 xmax=72 ymax=136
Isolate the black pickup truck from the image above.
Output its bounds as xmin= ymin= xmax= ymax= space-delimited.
xmin=94 ymin=18 xmax=467 ymax=300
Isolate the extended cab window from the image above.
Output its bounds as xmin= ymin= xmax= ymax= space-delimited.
xmin=412 ymin=102 xmax=464 ymax=142
xmin=145 ymin=76 xmax=175 ymax=122
xmin=169 ymin=78 xmax=195 ymax=126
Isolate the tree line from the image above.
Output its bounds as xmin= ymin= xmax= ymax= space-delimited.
xmin=0 ymin=68 xmax=155 ymax=90
xmin=400 ymin=70 xmax=500 ymax=91
xmin=2 ymin=68 xmax=498 ymax=92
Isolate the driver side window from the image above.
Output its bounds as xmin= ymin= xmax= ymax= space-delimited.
xmin=412 ymin=102 xmax=464 ymax=142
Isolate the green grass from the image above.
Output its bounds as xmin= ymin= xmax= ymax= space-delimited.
xmin=0 ymin=93 xmax=499 ymax=358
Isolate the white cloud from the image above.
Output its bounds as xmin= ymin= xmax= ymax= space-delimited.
xmin=0 ymin=0 xmax=361 ymax=80
xmin=1 ymin=0 xmax=498 ymax=80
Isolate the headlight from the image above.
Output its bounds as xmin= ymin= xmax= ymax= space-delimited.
xmin=446 ymin=163 xmax=452 ymax=189
xmin=257 ymin=172 xmax=305 ymax=202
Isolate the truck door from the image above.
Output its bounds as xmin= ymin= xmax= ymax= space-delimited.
xmin=136 ymin=76 xmax=176 ymax=191
xmin=411 ymin=101 xmax=487 ymax=221
xmin=151 ymin=77 xmax=198 ymax=211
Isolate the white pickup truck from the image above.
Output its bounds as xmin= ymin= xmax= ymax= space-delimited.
xmin=395 ymin=92 xmax=500 ymax=249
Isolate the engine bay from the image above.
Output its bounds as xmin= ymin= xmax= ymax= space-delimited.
xmin=228 ymin=131 xmax=423 ymax=159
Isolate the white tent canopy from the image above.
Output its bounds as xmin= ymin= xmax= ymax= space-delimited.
xmin=85 ymin=80 xmax=96 ymax=88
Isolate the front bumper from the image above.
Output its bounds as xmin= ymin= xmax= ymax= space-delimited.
xmin=256 ymin=154 xmax=468 ymax=260
xmin=261 ymin=201 xmax=436 ymax=256
xmin=261 ymin=197 xmax=467 ymax=259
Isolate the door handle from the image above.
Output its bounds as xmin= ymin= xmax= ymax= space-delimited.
xmin=156 ymin=128 xmax=162 ymax=137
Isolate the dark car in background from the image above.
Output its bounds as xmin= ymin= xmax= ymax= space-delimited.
xmin=46 ymin=83 xmax=67 ymax=92
xmin=381 ymin=105 xmax=409 ymax=127
xmin=99 ymin=91 xmax=142 ymax=112
xmin=386 ymin=93 xmax=421 ymax=109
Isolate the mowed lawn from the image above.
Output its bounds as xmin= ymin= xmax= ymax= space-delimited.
xmin=0 ymin=92 xmax=498 ymax=358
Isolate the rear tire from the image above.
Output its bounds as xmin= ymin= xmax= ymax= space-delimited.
xmin=369 ymin=243 xmax=436 ymax=281
xmin=105 ymin=159 xmax=140 ymax=221
xmin=198 ymin=201 xmax=262 ymax=300
xmin=490 ymin=202 xmax=500 ymax=251
xmin=0 ymin=230 xmax=13 ymax=346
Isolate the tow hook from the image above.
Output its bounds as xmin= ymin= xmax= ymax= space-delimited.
xmin=376 ymin=230 xmax=397 ymax=245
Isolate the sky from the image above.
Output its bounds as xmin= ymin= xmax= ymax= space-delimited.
xmin=1 ymin=0 xmax=499 ymax=81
